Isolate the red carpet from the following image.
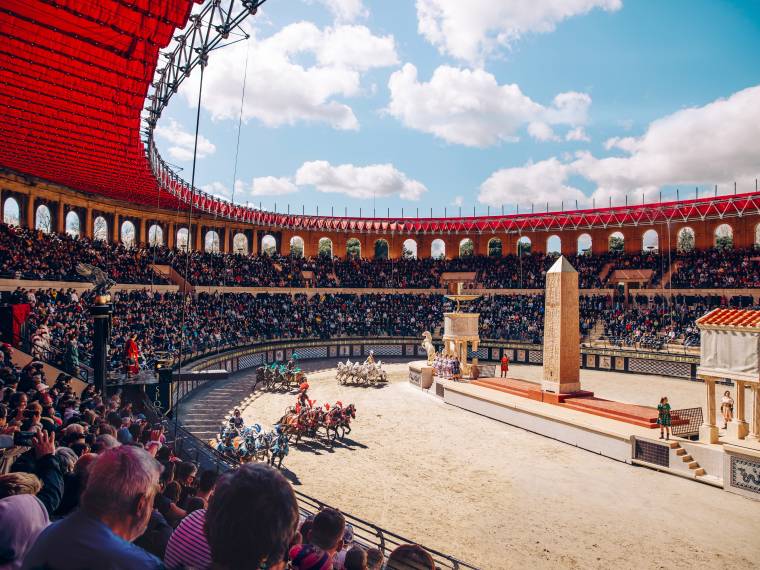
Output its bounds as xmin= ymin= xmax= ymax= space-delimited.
xmin=470 ymin=377 xmax=662 ymax=429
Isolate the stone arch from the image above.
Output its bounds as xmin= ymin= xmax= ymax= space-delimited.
xmin=608 ymin=231 xmax=625 ymax=254
xmin=755 ymin=224 xmax=760 ymax=248
xmin=65 ymin=211 xmax=80 ymax=238
xmin=431 ymin=239 xmax=446 ymax=259
xmin=93 ymin=216 xmax=108 ymax=241
xmin=3 ymin=197 xmax=19 ymax=226
xmin=459 ymin=238 xmax=474 ymax=257
xmin=546 ymin=235 xmax=561 ymax=255
xmin=374 ymin=239 xmax=389 ymax=260
xmin=677 ymin=227 xmax=695 ymax=253
xmin=488 ymin=237 xmax=502 ymax=257
xmin=260 ymin=234 xmax=276 ymax=256
xmin=148 ymin=224 xmax=164 ymax=247
xmin=402 ymin=238 xmax=417 ymax=259
xmin=642 ymin=229 xmax=658 ymax=252
xmin=577 ymin=233 xmax=592 ymax=255
xmin=176 ymin=227 xmax=190 ymax=251
xmin=121 ymin=220 xmax=136 ymax=248
xmin=318 ymin=237 xmax=333 ymax=257
xmin=205 ymin=230 xmax=221 ymax=253
xmin=35 ymin=204 xmax=52 ymax=233
xmin=714 ymin=223 xmax=733 ymax=249
xmin=346 ymin=238 xmax=361 ymax=259
xmin=517 ymin=235 xmax=532 ymax=256
xmin=288 ymin=236 xmax=303 ymax=257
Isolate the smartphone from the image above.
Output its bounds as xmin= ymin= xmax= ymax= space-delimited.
xmin=13 ymin=431 xmax=36 ymax=447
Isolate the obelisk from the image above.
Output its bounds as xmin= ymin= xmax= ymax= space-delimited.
xmin=541 ymin=256 xmax=581 ymax=394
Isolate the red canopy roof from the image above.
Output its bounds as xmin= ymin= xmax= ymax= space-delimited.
xmin=2 ymin=0 xmax=760 ymax=235
xmin=0 ymin=0 xmax=197 ymax=209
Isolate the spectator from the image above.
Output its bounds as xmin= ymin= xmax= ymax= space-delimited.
xmin=0 ymin=494 xmax=49 ymax=570
xmin=163 ymin=508 xmax=212 ymax=570
xmin=344 ymin=546 xmax=368 ymax=570
xmin=205 ymin=463 xmax=299 ymax=570
xmin=365 ymin=548 xmax=384 ymax=570
xmin=291 ymin=508 xmax=345 ymax=569
xmin=185 ymin=469 xmax=217 ymax=512
xmin=22 ymin=446 xmax=163 ymax=570
xmin=386 ymin=544 xmax=435 ymax=570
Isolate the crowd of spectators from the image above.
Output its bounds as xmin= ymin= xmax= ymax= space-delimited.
xmin=0 ymin=349 xmax=424 ymax=569
xmin=3 ymin=222 xmax=760 ymax=291
xmin=0 ymin=225 xmax=167 ymax=284
xmin=669 ymin=247 xmax=760 ymax=288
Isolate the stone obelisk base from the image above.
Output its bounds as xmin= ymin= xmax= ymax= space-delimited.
xmin=541 ymin=380 xmax=582 ymax=394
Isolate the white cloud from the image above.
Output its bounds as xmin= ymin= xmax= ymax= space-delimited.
xmin=154 ymin=119 xmax=216 ymax=162
xmin=451 ymin=195 xmax=464 ymax=207
xmin=416 ymin=0 xmax=622 ymax=65
xmin=201 ymin=181 xmax=233 ymax=201
xmin=386 ymin=64 xmax=591 ymax=147
xmin=528 ymin=122 xmax=559 ymax=142
xmin=566 ymin=126 xmax=590 ymax=142
xmin=306 ymin=0 xmax=368 ymax=23
xmin=250 ymin=176 xmax=299 ymax=197
xmin=573 ymin=85 xmax=760 ymax=198
xmin=479 ymin=158 xmax=584 ymax=208
xmin=478 ymin=85 xmax=760 ymax=207
xmin=182 ymin=22 xmax=398 ymax=131
xmin=295 ymin=160 xmax=427 ymax=200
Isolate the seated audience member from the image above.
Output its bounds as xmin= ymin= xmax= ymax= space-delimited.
xmin=22 ymin=446 xmax=163 ymax=570
xmin=205 ymin=463 xmax=299 ymax=570
xmin=0 ymin=494 xmax=49 ymax=570
xmin=163 ymin=509 xmax=212 ymax=570
xmin=365 ymin=548 xmax=384 ymax=570
xmin=343 ymin=546 xmax=368 ymax=570
xmin=185 ymin=470 xmax=217 ymax=513
xmin=291 ymin=508 xmax=346 ymax=570
xmin=385 ymin=544 xmax=435 ymax=570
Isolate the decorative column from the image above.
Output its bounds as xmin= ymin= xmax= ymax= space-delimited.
xmin=57 ymin=200 xmax=65 ymax=233
xmin=195 ymin=224 xmax=202 ymax=252
xmin=139 ymin=218 xmax=147 ymax=246
xmin=699 ymin=377 xmax=719 ymax=443
xmin=90 ymin=295 xmax=113 ymax=397
xmin=25 ymin=195 xmax=34 ymax=229
xmin=167 ymin=222 xmax=175 ymax=249
xmin=85 ymin=207 xmax=93 ymax=239
xmin=112 ymin=213 xmax=120 ymax=242
xmin=728 ymin=381 xmax=749 ymax=439
xmin=748 ymin=386 xmax=760 ymax=442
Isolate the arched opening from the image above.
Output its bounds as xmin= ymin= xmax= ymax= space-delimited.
xmin=374 ymin=239 xmax=389 ymax=260
xmin=205 ymin=230 xmax=221 ymax=253
xmin=261 ymin=234 xmax=276 ymax=256
xmin=346 ymin=238 xmax=361 ymax=259
xmin=517 ymin=236 xmax=532 ymax=257
xmin=93 ymin=216 xmax=108 ymax=241
xmin=65 ymin=211 xmax=80 ymax=238
xmin=715 ymin=224 xmax=733 ymax=249
xmin=288 ymin=236 xmax=303 ymax=257
xmin=431 ymin=239 xmax=446 ymax=259
xmin=121 ymin=220 xmax=136 ymax=248
xmin=176 ymin=228 xmax=189 ymax=251
xmin=755 ymin=224 xmax=760 ymax=249
xmin=3 ymin=197 xmax=19 ymax=226
xmin=318 ymin=237 xmax=333 ymax=257
xmin=677 ymin=227 xmax=695 ymax=253
xmin=577 ymin=233 xmax=592 ymax=255
xmin=642 ymin=229 xmax=658 ymax=252
xmin=546 ymin=235 xmax=561 ymax=255
xmin=234 ymin=233 xmax=250 ymax=255
xmin=459 ymin=238 xmax=474 ymax=257
xmin=608 ymin=231 xmax=625 ymax=254
xmin=35 ymin=205 xmax=52 ymax=233
xmin=402 ymin=239 xmax=418 ymax=259
xmin=488 ymin=238 xmax=502 ymax=257
xmin=148 ymin=224 xmax=164 ymax=247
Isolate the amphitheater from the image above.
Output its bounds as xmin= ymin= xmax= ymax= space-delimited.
xmin=0 ymin=1 xmax=759 ymax=570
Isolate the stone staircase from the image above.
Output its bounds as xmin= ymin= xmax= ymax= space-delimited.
xmin=668 ymin=440 xmax=708 ymax=478
xmin=659 ymin=260 xmax=682 ymax=288
xmin=177 ymin=374 xmax=256 ymax=441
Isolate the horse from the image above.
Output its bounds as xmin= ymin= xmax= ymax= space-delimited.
xmin=269 ymin=424 xmax=289 ymax=468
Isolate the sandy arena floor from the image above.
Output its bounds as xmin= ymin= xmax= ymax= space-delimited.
xmin=240 ymin=362 xmax=760 ymax=569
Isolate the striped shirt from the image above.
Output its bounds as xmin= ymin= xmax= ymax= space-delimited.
xmin=164 ymin=509 xmax=212 ymax=570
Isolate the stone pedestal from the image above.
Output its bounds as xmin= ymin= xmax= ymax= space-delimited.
xmin=408 ymin=361 xmax=434 ymax=389
xmin=728 ymin=420 xmax=750 ymax=440
xmin=699 ymin=424 xmax=719 ymax=444
xmin=541 ymin=256 xmax=581 ymax=394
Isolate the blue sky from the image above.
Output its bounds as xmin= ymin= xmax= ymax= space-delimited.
xmin=154 ymin=0 xmax=760 ymax=218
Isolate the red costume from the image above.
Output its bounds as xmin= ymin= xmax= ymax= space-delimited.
xmin=125 ymin=338 xmax=140 ymax=375
xmin=500 ymin=355 xmax=509 ymax=378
